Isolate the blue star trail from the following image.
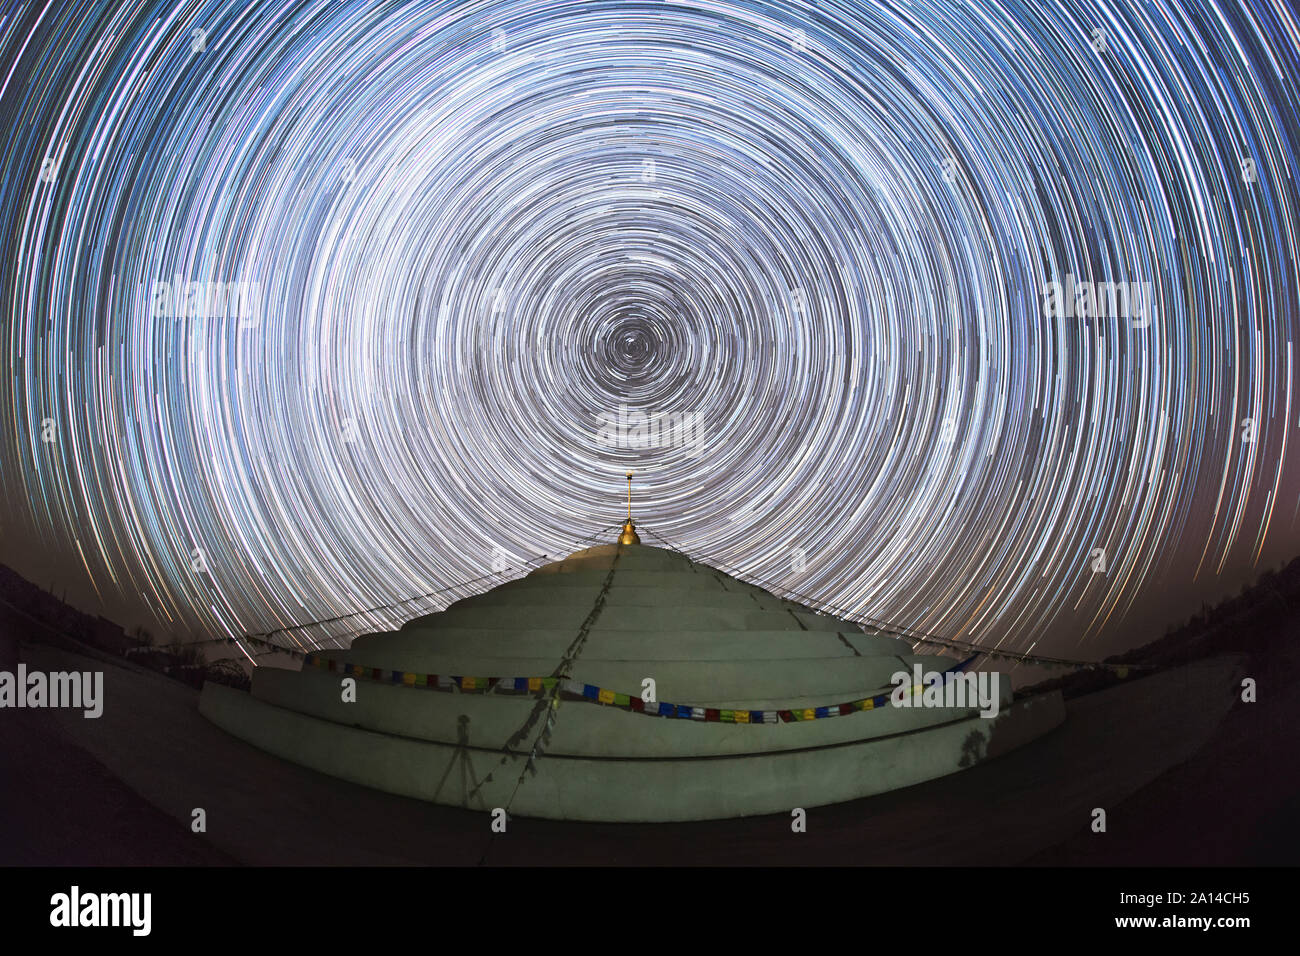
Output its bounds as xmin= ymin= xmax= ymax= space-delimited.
xmin=1 ymin=0 xmax=1297 ymax=658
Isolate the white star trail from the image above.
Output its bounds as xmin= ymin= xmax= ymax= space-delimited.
xmin=1 ymin=0 xmax=1297 ymax=656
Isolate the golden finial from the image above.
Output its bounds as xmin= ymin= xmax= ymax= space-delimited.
xmin=618 ymin=470 xmax=641 ymax=545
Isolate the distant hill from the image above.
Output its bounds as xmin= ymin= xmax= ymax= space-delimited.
xmin=0 ymin=562 xmax=249 ymax=691
xmin=1021 ymin=554 xmax=1300 ymax=700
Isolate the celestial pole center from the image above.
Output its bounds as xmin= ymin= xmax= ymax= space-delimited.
xmin=1 ymin=0 xmax=1297 ymax=657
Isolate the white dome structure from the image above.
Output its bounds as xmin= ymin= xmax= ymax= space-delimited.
xmin=200 ymin=532 xmax=1064 ymax=821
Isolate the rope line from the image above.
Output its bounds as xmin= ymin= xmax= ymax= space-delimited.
xmin=247 ymin=524 xmax=620 ymax=639
xmin=638 ymin=526 xmax=1153 ymax=674
xmin=105 ymin=522 xmax=1146 ymax=676
xmin=474 ymin=538 xmax=626 ymax=864
xmin=224 ymin=525 xmax=624 ymax=659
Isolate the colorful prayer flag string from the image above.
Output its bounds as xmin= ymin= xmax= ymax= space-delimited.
xmin=303 ymin=652 xmax=981 ymax=724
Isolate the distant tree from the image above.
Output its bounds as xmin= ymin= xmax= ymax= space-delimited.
xmin=205 ymin=657 xmax=251 ymax=691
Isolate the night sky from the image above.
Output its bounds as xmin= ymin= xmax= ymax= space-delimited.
xmin=1 ymin=0 xmax=1298 ymax=663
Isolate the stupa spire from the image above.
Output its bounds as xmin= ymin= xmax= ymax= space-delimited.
xmin=618 ymin=470 xmax=641 ymax=545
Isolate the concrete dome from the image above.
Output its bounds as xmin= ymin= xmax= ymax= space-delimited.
xmin=347 ymin=543 xmax=930 ymax=709
xmin=200 ymin=541 xmax=1065 ymax=821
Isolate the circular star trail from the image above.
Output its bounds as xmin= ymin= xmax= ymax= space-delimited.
xmin=2 ymin=0 xmax=1298 ymax=657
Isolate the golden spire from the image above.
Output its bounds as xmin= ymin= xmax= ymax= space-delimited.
xmin=618 ymin=470 xmax=641 ymax=545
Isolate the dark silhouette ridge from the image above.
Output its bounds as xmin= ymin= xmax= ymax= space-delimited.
xmin=1020 ymin=554 xmax=1300 ymax=702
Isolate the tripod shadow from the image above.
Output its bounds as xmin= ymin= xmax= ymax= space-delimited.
xmin=431 ymin=714 xmax=492 ymax=811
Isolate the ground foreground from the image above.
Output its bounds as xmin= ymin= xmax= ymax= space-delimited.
xmin=3 ymin=629 xmax=1296 ymax=866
